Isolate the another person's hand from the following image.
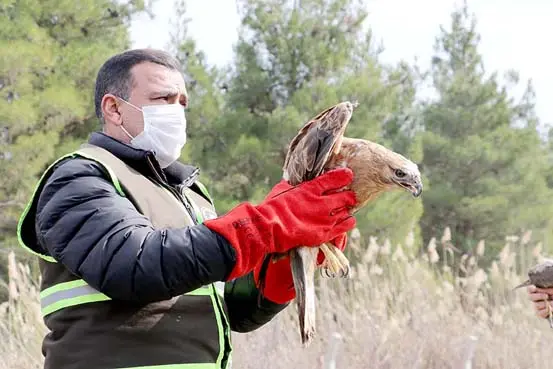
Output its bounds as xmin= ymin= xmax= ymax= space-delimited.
xmin=527 ymin=284 xmax=553 ymax=319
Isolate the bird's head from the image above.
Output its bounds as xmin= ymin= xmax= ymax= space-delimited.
xmin=361 ymin=141 xmax=423 ymax=198
xmin=388 ymin=156 xmax=422 ymax=198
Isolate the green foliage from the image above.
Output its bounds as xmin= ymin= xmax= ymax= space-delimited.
xmin=419 ymin=2 xmax=553 ymax=262
xmin=0 ymin=0 xmax=149 ymax=254
xmin=178 ymin=0 xmax=424 ymax=247
xmin=2 ymin=0 xmax=553 ymax=286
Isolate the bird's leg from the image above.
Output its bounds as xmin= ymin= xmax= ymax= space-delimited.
xmin=318 ymin=244 xmax=340 ymax=278
xmin=319 ymin=242 xmax=350 ymax=279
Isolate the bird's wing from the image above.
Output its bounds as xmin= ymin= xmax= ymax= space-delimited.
xmin=283 ymin=101 xmax=356 ymax=185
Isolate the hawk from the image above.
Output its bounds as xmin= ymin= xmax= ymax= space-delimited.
xmin=281 ymin=101 xmax=423 ymax=345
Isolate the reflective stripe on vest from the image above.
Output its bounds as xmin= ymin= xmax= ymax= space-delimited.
xmin=123 ymin=363 xmax=220 ymax=368
xmin=40 ymin=279 xmax=110 ymax=316
xmin=40 ymin=279 xmax=225 ymax=317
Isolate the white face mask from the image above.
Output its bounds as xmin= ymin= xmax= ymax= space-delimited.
xmin=119 ymin=99 xmax=187 ymax=168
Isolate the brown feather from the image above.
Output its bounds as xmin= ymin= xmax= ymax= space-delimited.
xmin=283 ymin=101 xmax=355 ymax=184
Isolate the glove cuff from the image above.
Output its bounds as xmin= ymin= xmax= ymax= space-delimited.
xmin=204 ymin=202 xmax=271 ymax=281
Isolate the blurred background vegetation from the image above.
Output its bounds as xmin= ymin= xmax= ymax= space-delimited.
xmin=1 ymin=0 xmax=551 ymax=288
xmin=3 ymin=1 xmax=553 ymax=368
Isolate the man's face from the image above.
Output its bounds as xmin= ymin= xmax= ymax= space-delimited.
xmin=102 ymin=61 xmax=187 ymax=142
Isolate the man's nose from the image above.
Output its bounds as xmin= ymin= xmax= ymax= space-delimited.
xmin=167 ymin=94 xmax=183 ymax=106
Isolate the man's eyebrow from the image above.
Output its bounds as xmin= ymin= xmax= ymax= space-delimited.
xmin=150 ymin=88 xmax=179 ymax=97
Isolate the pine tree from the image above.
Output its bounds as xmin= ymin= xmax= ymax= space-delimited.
xmin=0 ymin=0 xmax=149 ymax=267
xmin=189 ymin=0 xmax=424 ymax=245
xmin=420 ymin=2 xmax=553 ymax=263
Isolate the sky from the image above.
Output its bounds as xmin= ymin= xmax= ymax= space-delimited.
xmin=129 ymin=0 xmax=553 ymax=127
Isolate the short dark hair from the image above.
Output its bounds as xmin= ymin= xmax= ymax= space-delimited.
xmin=94 ymin=48 xmax=182 ymax=120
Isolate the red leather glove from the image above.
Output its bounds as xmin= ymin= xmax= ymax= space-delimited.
xmin=253 ymin=256 xmax=295 ymax=304
xmin=252 ymin=233 xmax=349 ymax=304
xmin=203 ymin=168 xmax=357 ymax=281
xmin=250 ymin=173 xmax=351 ymax=305
xmin=262 ymin=177 xmax=349 ymax=266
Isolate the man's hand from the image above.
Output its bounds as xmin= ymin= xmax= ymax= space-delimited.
xmin=247 ymin=175 xmax=352 ymax=304
xmin=527 ymin=284 xmax=553 ymax=319
xmin=204 ymin=168 xmax=357 ymax=281
xmin=252 ymin=234 xmax=349 ymax=305
xmin=264 ymin=178 xmax=350 ymax=267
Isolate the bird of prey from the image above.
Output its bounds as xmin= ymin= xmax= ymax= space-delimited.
xmin=281 ymin=101 xmax=423 ymax=345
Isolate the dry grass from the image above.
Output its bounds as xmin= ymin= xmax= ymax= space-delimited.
xmin=232 ymin=228 xmax=552 ymax=369
xmin=1 ymin=227 xmax=551 ymax=369
xmin=0 ymin=252 xmax=46 ymax=369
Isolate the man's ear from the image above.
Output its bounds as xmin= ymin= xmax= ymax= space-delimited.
xmin=101 ymin=94 xmax=123 ymax=126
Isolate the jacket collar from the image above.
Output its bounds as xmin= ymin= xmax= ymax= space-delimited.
xmin=87 ymin=131 xmax=199 ymax=188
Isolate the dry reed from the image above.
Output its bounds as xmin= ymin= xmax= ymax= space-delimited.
xmin=0 ymin=251 xmax=46 ymax=369
xmin=232 ymin=228 xmax=553 ymax=369
xmin=0 ymin=227 xmax=550 ymax=369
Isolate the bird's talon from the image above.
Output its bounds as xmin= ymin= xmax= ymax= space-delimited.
xmin=323 ymin=267 xmax=335 ymax=279
xmin=344 ymin=266 xmax=351 ymax=278
xmin=340 ymin=267 xmax=349 ymax=278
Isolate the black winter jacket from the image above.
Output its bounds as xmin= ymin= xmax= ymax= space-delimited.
xmin=33 ymin=131 xmax=288 ymax=332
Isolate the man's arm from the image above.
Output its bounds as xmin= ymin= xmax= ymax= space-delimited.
xmin=34 ymin=157 xmax=237 ymax=303
xmin=34 ymin=158 xmax=355 ymax=306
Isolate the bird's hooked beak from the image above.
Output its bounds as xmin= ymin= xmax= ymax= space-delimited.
xmin=396 ymin=176 xmax=423 ymax=198
xmin=411 ymin=181 xmax=423 ymax=198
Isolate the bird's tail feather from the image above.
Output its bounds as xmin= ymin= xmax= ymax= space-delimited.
xmin=290 ymin=246 xmax=318 ymax=346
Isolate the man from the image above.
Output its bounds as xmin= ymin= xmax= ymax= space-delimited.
xmin=17 ymin=48 xmax=357 ymax=369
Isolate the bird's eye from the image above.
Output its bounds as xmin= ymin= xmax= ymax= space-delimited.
xmin=395 ymin=169 xmax=406 ymax=178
